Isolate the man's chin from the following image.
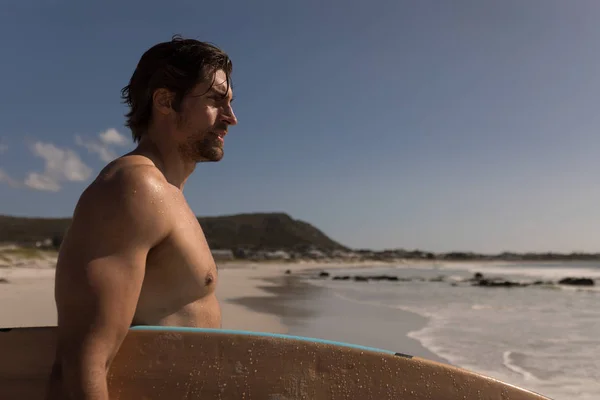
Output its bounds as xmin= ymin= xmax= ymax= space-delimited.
xmin=198 ymin=157 xmax=223 ymax=163
xmin=198 ymin=148 xmax=224 ymax=162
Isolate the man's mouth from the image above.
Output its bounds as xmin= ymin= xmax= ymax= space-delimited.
xmin=214 ymin=130 xmax=226 ymax=143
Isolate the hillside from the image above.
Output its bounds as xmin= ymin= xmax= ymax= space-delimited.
xmin=199 ymin=213 xmax=346 ymax=250
xmin=0 ymin=213 xmax=347 ymax=251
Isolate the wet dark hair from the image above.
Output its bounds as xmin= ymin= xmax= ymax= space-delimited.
xmin=120 ymin=34 xmax=233 ymax=143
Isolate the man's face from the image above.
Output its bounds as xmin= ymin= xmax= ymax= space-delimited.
xmin=174 ymin=69 xmax=237 ymax=162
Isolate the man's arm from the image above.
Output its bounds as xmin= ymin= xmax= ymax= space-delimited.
xmin=51 ymin=167 xmax=171 ymax=400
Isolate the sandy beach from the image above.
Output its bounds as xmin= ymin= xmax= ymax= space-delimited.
xmin=0 ymin=259 xmax=438 ymax=360
xmin=0 ymin=262 xmax=291 ymax=332
xmin=3 ymin=257 xmax=599 ymax=399
xmin=0 ymin=259 xmax=339 ymax=332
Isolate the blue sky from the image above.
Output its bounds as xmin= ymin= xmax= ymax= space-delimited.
xmin=2 ymin=0 xmax=600 ymax=253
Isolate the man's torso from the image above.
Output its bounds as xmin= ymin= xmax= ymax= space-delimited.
xmin=132 ymin=195 xmax=220 ymax=328
xmin=58 ymin=156 xmax=221 ymax=329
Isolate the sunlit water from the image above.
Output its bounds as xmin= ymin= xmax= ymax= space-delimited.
xmin=304 ymin=261 xmax=600 ymax=400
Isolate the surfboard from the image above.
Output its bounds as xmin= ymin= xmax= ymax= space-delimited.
xmin=0 ymin=326 xmax=550 ymax=399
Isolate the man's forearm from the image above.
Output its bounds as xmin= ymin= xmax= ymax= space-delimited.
xmin=62 ymin=363 xmax=110 ymax=400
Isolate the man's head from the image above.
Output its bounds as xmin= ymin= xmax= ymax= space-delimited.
xmin=121 ymin=35 xmax=237 ymax=162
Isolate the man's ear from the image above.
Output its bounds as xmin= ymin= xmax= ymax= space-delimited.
xmin=152 ymin=88 xmax=174 ymax=115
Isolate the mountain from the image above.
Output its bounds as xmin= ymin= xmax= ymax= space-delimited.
xmin=0 ymin=213 xmax=346 ymax=251
xmin=199 ymin=212 xmax=345 ymax=250
xmin=0 ymin=215 xmax=71 ymax=245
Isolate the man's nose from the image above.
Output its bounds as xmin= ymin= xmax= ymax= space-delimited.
xmin=221 ymin=105 xmax=238 ymax=126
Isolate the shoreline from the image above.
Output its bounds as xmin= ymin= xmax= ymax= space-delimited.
xmin=2 ymin=259 xmax=596 ymax=359
xmin=223 ymin=269 xmax=450 ymax=364
xmin=0 ymin=261 xmax=449 ymax=364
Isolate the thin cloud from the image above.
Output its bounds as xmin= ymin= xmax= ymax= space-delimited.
xmin=0 ymin=143 xmax=7 ymax=154
xmin=0 ymin=168 xmax=21 ymax=188
xmin=25 ymin=142 xmax=92 ymax=192
xmin=99 ymin=128 xmax=128 ymax=146
xmin=76 ymin=128 xmax=130 ymax=163
xmin=24 ymin=172 xmax=60 ymax=192
xmin=75 ymin=135 xmax=117 ymax=163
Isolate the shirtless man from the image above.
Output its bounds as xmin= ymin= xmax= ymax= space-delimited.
xmin=45 ymin=36 xmax=238 ymax=399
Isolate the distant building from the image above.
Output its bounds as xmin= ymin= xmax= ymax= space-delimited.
xmin=331 ymin=250 xmax=360 ymax=260
xmin=264 ymin=250 xmax=291 ymax=260
xmin=211 ymin=249 xmax=234 ymax=261
xmin=35 ymin=238 xmax=53 ymax=248
xmin=306 ymin=249 xmax=326 ymax=259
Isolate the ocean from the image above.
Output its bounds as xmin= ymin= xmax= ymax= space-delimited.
xmin=292 ymin=261 xmax=600 ymax=400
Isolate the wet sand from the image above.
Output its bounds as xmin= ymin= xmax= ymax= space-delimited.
xmin=226 ymin=272 xmax=448 ymax=364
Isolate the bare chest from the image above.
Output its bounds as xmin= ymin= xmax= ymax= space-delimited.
xmin=138 ymin=207 xmax=217 ymax=307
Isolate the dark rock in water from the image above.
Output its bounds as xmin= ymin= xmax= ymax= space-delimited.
xmin=450 ymin=282 xmax=458 ymax=287
xmin=344 ymin=275 xmax=400 ymax=282
xmin=558 ymin=277 xmax=594 ymax=286
xmin=429 ymin=275 xmax=445 ymax=282
xmin=464 ymin=272 xmax=484 ymax=283
xmin=532 ymin=280 xmax=554 ymax=286
xmin=318 ymin=271 xmax=330 ymax=278
xmin=0 ymin=278 xmax=9 ymax=284
xmin=334 ymin=274 xmax=402 ymax=282
xmin=367 ymin=275 xmax=399 ymax=282
xmin=473 ymin=279 xmax=529 ymax=288
xmin=333 ymin=275 xmax=350 ymax=280
xmin=285 ymin=269 xmax=291 ymax=275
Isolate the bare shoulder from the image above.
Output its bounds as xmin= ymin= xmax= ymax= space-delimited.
xmin=90 ymin=155 xmax=169 ymax=199
xmin=64 ymin=156 xmax=174 ymax=254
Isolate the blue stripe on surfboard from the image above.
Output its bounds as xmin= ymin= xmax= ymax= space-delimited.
xmin=130 ymin=326 xmax=398 ymax=355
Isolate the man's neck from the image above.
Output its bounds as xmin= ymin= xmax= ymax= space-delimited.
xmin=135 ymin=136 xmax=196 ymax=190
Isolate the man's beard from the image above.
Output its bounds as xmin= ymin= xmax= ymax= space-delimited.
xmin=179 ymin=131 xmax=224 ymax=163
xmin=197 ymin=133 xmax=224 ymax=162
xmin=176 ymin=113 xmax=225 ymax=162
